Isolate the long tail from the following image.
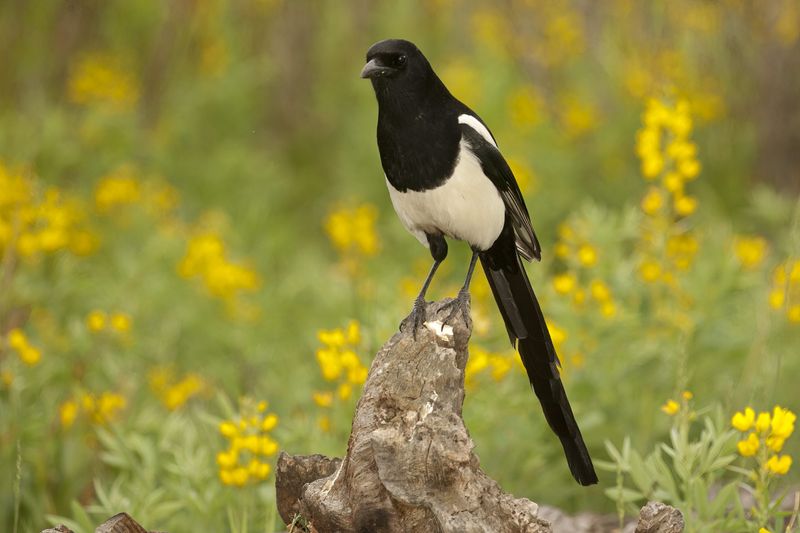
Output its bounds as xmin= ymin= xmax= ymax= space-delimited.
xmin=480 ymin=229 xmax=598 ymax=486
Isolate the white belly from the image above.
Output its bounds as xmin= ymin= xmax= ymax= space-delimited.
xmin=386 ymin=140 xmax=506 ymax=251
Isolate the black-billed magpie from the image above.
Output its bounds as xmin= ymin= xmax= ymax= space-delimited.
xmin=361 ymin=39 xmax=598 ymax=486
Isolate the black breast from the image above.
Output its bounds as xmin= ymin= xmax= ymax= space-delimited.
xmin=377 ymin=109 xmax=462 ymax=193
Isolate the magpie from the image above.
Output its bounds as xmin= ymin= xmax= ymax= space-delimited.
xmin=361 ymin=39 xmax=597 ymax=486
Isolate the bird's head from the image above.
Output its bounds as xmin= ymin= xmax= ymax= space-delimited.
xmin=361 ymin=39 xmax=436 ymax=95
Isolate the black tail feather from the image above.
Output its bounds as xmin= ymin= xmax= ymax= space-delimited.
xmin=480 ymin=233 xmax=598 ymax=486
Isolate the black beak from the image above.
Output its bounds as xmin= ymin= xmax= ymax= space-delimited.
xmin=360 ymin=58 xmax=394 ymax=79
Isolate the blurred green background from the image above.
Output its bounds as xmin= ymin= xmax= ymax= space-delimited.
xmin=1 ymin=0 xmax=799 ymax=531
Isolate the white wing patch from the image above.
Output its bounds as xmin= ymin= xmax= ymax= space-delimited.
xmin=458 ymin=114 xmax=497 ymax=148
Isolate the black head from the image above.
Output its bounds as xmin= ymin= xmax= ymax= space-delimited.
xmin=361 ymin=39 xmax=441 ymax=99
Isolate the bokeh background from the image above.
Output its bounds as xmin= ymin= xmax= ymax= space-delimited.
xmin=1 ymin=1 xmax=799 ymax=531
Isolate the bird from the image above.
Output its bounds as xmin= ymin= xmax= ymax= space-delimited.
xmin=360 ymin=38 xmax=598 ymax=486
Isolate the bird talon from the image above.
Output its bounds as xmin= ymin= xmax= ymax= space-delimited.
xmin=401 ymin=298 xmax=427 ymax=340
xmin=442 ymin=290 xmax=471 ymax=325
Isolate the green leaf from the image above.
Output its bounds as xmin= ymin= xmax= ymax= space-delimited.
xmin=604 ymin=486 xmax=645 ymax=503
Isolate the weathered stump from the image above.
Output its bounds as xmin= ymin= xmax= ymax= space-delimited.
xmin=277 ymin=299 xmax=549 ymax=533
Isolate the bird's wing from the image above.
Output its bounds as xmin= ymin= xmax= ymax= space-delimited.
xmin=459 ymin=119 xmax=541 ymax=261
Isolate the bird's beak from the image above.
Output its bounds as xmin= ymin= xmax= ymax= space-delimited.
xmin=360 ymin=58 xmax=393 ymax=79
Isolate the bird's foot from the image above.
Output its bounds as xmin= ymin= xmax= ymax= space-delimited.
xmin=442 ymin=289 xmax=471 ymax=325
xmin=400 ymin=297 xmax=427 ymax=340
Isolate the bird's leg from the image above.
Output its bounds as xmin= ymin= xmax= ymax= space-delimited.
xmin=443 ymin=250 xmax=479 ymax=325
xmin=401 ymin=259 xmax=441 ymax=337
xmin=401 ymin=233 xmax=448 ymax=338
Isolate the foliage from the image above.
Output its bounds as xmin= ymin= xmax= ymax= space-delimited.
xmin=598 ymin=394 xmax=799 ymax=532
xmin=1 ymin=1 xmax=799 ymax=532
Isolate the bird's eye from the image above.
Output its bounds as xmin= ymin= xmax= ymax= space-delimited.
xmin=394 ymin=55 xmax=407 ymax=68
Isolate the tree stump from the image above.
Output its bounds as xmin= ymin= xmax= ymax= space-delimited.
xmin=276 ymin=298 xmax=550 ymax=533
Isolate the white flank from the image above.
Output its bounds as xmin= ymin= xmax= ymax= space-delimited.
xmin=457 ymin=114 xmax=497 ymax=147
xmin=386 ymin=139 xmax=505 ymax=251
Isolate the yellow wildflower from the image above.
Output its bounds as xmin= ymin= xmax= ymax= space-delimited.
xmin=110 ymin=312 xmax=131 ymax=333
xmin=589 ymin=280 xmax=611 ymax=301
xmin=731 ymin=407 xmax=755 ymax=432
xmin=764 ymin=454 xmax=792 ymax=475
xmin=217 ymin=398 xmax=279 ymax=487
xmin=312 ymin=391 xmax=333 ymax=408
xmin=507 ymin=85 xmax=544 ymax=129
xmin=737 ymin=432 xmax=760 ymax=457
xmin=770 ymin=406 xmax=796 ymax=439
xmin=674 ymin=194 xmax=698 ymax=217
xmin=639 ymin=259 xmax=661 ymax=283
xmin=661 ymin=399 xmax=680 ymax=416
xmin=86 ymin=310 xmax=107 ymax=332
xmin=766 ymin=436 xmax=785 ymax=453
xmin=6 ymin=328 xmax=41 ymax=366
xmin=681 ymin=390 xmax=693 ymax=400
xmin=768 ymin=290 xmax=785 ymax=309
xmin=324 ymin=204 xmax=380 ymax=258
xmin=179 ymin=232 xmax=261 ymax=304
xmin=577 ymin=244 xmax=598 ymax=267
xmin=552 ymin=272 xmax=577 ymax=295
xmin=734 ymin=236 xmax=767 ymax=270
xmin=755 ymin=412 xmax=772 ymax=434
xmin=59 ymin=400 xmax=78 ymax=429
xmin=788 ymin=305 xmax=800 ymax=323
xmin=94 ymin=165 xmax=142 ymax=213
xmin=67 ymin=53 xmax=139 ymax=110
xmin=641 ymin=187 xmax=664 ymax=215
xmin=600 ymin=301 xmax=617 ymax=318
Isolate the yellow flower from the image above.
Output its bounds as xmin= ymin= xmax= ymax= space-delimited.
xmin=661 ymin=399 xmax=680 ymax=416
xmin=219 ymin=421 xmax=238 ymax=438
xmin=7 ymin=329 xmax=41 ymax=366
xmin=312 ymin=391 xmax=333 ymax=408
xmin=7 ymin=328 xmax=27 ymax=350
xmin=216 ymin=450 xmax=237 ymax=469
xmin=94 ymin=165 xmax=142 ymax=213
xmin=731 ymin=407 xmax=755 ymax=432
xmin=337 ymin=382 xmax=352 ymax=400
xmin=766 ymin=436 xmax=785 ymax=452
xmin=770 ymin=406 xmax=796 ymax=439
xmin=764 ymin=454 xmax=792 ymax=475
xmin=639 ymin=259 xmax=661 ymax=283
xmin=589 ymin=280 xmax=611 ymax=302
xmin=552 ymin=272 xmax=577 ymax=295
xmin=179 ymin=231 xmax=260 ymax=303
xmin=681 ymin=390 xmax=693 ymax=400
xmin=788 ymin=305 xmax=800 ymax=323
xmin=674 ymin=194 xmax=698 ymax=217
xmin=759 ymin=528 xmax=771 ymax=533
xmin=261 ymin=413 xmax=278 ymax=432
xmin=19 ymin=346 xmax=41 ymax=366
xmin=59 ymin=400 xmax=79 ymax=429
xmin=737 ymin=432 xmax=760 ymax=456
xmin=769 ymin=290 xmax=785 ymax=309
xmin=641 ymin=187 xmax=664 ymax=215
xmin=507 ymin=85 xmax=544 ymax=129
xmin=554 ymin=243 xmax=570 ymax=258
xmin=86 ymin=310 xmax=107 ymax=332
xmin=577 ymin=244 xmax=598 ymax=267
xmin=733 ymin=236 xmax=767 ymax=270
xmin=678 ymin=159 xmax=701 ymax=179
xmin=324 ymin=204 xmax=380 ymax=258
xmin=67 ymin=53 xmax=139 ymax=110
xmin=755 ymin=412 xmax=772 ymax=434
xmin=110 ymin=312 xmax=131 ymax=333
xmin=600 ymin=301 xmax=617 ymax=318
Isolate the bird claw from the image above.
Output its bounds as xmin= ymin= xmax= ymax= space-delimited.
xmin=442 ymin=290 xmax=471 ymax=325
xmin=400 ymin=298 xmax=427 ymax=340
